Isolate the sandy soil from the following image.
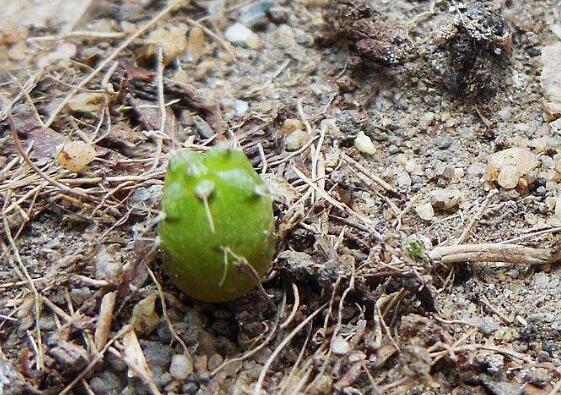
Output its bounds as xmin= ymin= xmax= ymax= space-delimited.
xmin=1 ymin=0 xmax=561 ymax=394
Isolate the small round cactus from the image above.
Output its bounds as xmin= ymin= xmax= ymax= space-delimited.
xmin=158 ymin=147 xmax=275 ymax=302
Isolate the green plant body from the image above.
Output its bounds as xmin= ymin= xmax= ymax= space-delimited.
xmin=158 ymin=147 xmax=275 ymax=302
xmin=405 ymin=240 xmax=425 ymax=259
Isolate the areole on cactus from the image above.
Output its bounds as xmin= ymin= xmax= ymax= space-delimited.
xmin=158 ymin=147 xmax=275 ymax=302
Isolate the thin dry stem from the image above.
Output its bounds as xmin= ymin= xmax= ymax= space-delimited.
xmin=429 ymin=243 xmax=561 ymax=266
xmin=3 ymin=216 xmax=43 ymax=370
xmin=145 ymin=265 xmax=189 ymax=355
xmin=253 ymin=302 xmax=328 ymax=395
xmin=44 ymin=0 xmax=184 ymax=128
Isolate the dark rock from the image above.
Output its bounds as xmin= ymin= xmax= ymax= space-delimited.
xmin=140 ymin=340 xmax=173 ymax=368
xmin=89 ymin=371 xmax=125 ymax=394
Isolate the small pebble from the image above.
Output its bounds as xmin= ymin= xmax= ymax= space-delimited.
xmin=331 ymin=336 xmax=350 ymax=356
xmin=430 ymin=188 xmax=462 ymax=211
xmin=224 ymin=23 xmax=260 ymax=49
xmin=354 ymin=131 xmax=376 ymax=155
xmin=415 ymin=202 xmax=434 ymax=221
xmin=396 ymin=171 xmax=412 ymax=189
xmin=419 ymin=112 xmax=435 ymax=130
xmin=234 ymin=100 xmax=249 ymax=116
xmin=497 ymin=106 xmax=512 ymax=121
xmin=170 ymin=354 xmax=194 ymax=380
xmin=485 ymin=148 xmax=538 ymax=189
xmin=285 ymin=130 xmax=308 ymax=151
xmin=280 ymin=118 xmax=304 ymax=135
xmin=89 ymin=371 xmax=124 ymax=394
xmin=238 ymin=0 xmax=272 ymax=29
xmin=527 ymin=313 xmax=555 ymax=323
xmin=434 ymin=136 xmax=452 ymax=150
xmin=207 ymin=353 xmax=224 ymax=371
xmin=268 ymin=6 xmax=290 ymax=24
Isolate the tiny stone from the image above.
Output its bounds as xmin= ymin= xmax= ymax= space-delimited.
xmin=545 ymin=196 xmax=557 ymax=211
xmin=182 ymin=382 xmax=199 ymax=394
xmin=555 ymin=195 xmax=561 ymax=219
xmin=89 ymin=371 xmax=124 ymax=394
xmin=224 ymin=23 xmax=259 ymax=48
xmin=140 ymin=340 xmax=173 ymax=368
xmin=207 ymin=353 xmax=224 ymax=371
xmin=354 ymin=131 xmax=377 ymax=155
xmin=533 ymin=272 xmax=550 ymax=289
xmin=192 ymin=115 xmax=214 ymax=139
xmin=527 ymin=313 xmax=555 ymax=323
xmin=485 ymin=148 xmax=539 ymax=189
xmin=331 ymin=336 xmax=350 ymax=356
xmin=396 ymin=171 xmax=412 ymax=189
xmin=348 ymin=351 xmax=366 ymax=363
xmin=94 ymin=244 xmax=123 ymax=280
xmin=498 ymin=106 xmax=512 ymax=121
xmin=478 ymin=318 xmax=500 ymax=335
xmin=70 ymin=287 xmax=91 ymax=305
xmin=430 ymin=188 xmax=462 ymax=211
xmin=342 ymin=387 xmax=363 ymax=395
xmin=537 ymin=351 xmax=551 ymax=362
xmin=442 ymin=166 xmax=455 ymax=180
xmin=435 ymin=136 xmax=452 ymax=150
xmin=551 ymin=118 xmax=561 ymax=133
xmin=497 ymin=165 xmax=520 ymax=189
xmin=234 ymin=100 xmax=248 ymax=116
xmin=268 ymin=6 xmax=290 ymax=23
xmin=415 ymin=202 xmax=434 ymax=221
xmin=170 ymin=354 xmax=194 ymax=380
xmin=285 ymin=130 xmax=308 ymax=151
xmin=107 ymin=350 xmax=127 ymax=372
xmin=238 ymin=0 xmax=272 ymax=29
xmin=541 ymin=43 xmax=561 ymax=120
xmin=405 ymin=159 xmax=418 ymax=174
xmin=419 ymin=112 xmax=435 ymax=130
xmin=280 ymin=118 xmax=304 ymax=135
xmin=157 ymin=323 xmax=172 ymax=343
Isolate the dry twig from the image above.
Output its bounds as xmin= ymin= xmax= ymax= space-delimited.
xmin=430 ymin=243 xmax=561 ymax=266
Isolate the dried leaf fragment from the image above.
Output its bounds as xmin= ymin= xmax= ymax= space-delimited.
xmin=122 ymin=329 xmax=155 ymax=385
xmin=57 ymin=141 xmax=96 ymax=172
xmin=186 ymin=27 xmax=205 ymax=63
xmin=66 ymin=92 xmax=111 ymax=114
xmin=137 ymin=24 xmax=188 ymax=65
xmin=95 ymin=292 xmax=117 ymax=351
xmin=130 ymin=293 xmax=160 ymax=336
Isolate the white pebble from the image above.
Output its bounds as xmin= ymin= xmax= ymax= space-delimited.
xmin=415 ymin=202 xmax=434 ymax=221
xmin=331 ymin=336 xmax=350 ymax=356
xmin=224 ymin=23 xmax=259 ymax=48
xmin=430 ymin=188 xmax=462 ymax=211
xmin=285 ymin=130 xmax=308 ymax=151
xmin=556 ymin=195 xmax=561 ymax=219
xmin=354 ymin=131 xmax=376 ymax=155
xmin=485 ymin=147 xmax=538 ymax=190
xmin=496 ymin=165 xmax=520 ymax=189
xmin=234 ymin=99 xmax=249 ymax=116
xmin=169 ymin=354 xmax=193 ymax=380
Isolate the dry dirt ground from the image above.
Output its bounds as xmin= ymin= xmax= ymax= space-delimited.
xmin=1 ymin=0 xmax=561 ymax=394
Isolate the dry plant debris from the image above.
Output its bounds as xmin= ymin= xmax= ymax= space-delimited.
xmin=322 ymin=0 xmax=410 ymax=68
xmin=433 ymin=2 xmax=512 ymax=97
xmin=0 ymin=0 xmax=561 ymax=394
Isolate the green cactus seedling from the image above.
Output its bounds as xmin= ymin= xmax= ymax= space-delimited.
xmin=158 ymin=147 xmax=275 ymax=302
